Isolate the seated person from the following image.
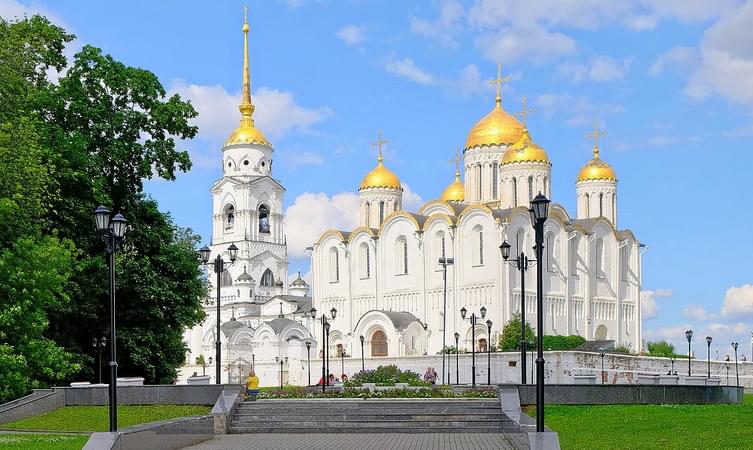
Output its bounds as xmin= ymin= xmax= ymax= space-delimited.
xmin=244 ymin=370 xmax=260 ymax=401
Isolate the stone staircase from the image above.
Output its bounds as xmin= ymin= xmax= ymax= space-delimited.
xmin=229 ymin=398 xmax=510 ymax=434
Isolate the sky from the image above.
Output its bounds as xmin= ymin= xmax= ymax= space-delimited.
xmin=3 ymin=0 xmax=753 ymax=358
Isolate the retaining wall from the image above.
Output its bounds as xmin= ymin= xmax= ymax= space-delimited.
xmin=516 ymin=384 xmax=744 ymax=406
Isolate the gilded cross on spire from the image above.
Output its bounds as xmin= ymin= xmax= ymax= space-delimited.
xmin=585 ymin=121 xmax=607 ymax=158
xmin=239 ymin=4 xmax=255 ymax=126
xmin=372 ymin=130 xmax=389 ymax=163
xmin=243 ymin=5 xmax=248 ymax=24
xmin=489 ymin=64 xmax=510 ymax=108
xmin=514 ymin=96 xmax=536 ymax=127
xmin=449 ymin=147 xmax=462 ymax=177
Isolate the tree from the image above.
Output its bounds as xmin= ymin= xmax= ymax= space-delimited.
xmin=647 ymin=341 xmax=676 ymax=357
xmin=498 ymin=312 xmax=536 ymax=352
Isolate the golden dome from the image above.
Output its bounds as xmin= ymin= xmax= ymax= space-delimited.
xmin=359 ymin=154 xmax=401 ymax=191
xmin=465 ymin=102 xmax=524 ymax=149
xmin=502 ymin=128 xmax=550 ymax=165
xmin=577 ymin=146 xmax=617 ymax=182
xmin=440 ymin=171 xmax=465 ymax=202
xmin=224 ymin=9 xmax=271 ymax=149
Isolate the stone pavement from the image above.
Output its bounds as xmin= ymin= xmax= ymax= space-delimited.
xmin=182 ymin=433 xmax=517 ymax=450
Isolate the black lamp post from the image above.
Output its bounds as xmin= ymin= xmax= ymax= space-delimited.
xmin=530 ymin=192 xmax=550 ymax=433
xmin=305 ymin=341 xmax=312 ymax=386
xmin=94 ymin=205 xmax=127 ymax=432
xmin=598 ymin=347 xmax=605 ymax=384
xmin=706 ymin=336 xmax=712 ymax=379
xmin=486 ymin=319 xmax=493 ymax=385
xmin=340 ymin=350 xmax=347 ymax=380
xmin=685 ymin=329 xmax=693 ymax=377
xmin=92 ymin=337 xmax=107 ymax=384
xmin=328 ymin=308 xmax=337 ymax=385
xmin=359 ymin=335 xmax=365 ymax=372
xmin=199 ymin=242 xmax=238 ymax=385
xmin=500 ymin=240 xmax=535 ymax=385
xmin=439 ymin=256 xmax=454 ymax=384
xmin=732 ymin=342 xmax=739 ymax=386
xmin=275 ymin=356 xmax=287 ymax=389
xmin=454 ymin=332 xmax=460 ymax=385
xmin=669 ymin=356 xmax=675 ymax=375
xmin=461 ymin=305 xmax=486 ymax=387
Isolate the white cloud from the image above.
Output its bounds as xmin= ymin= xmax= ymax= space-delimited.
xmin=721 ymin=284 xmax=753 ymax=317
xmin=401 ymin=183 xmax=425 ymax=212
xmin=475 ymin=25 xmax=576 ymax=64
xmin=384 ymin=56 xmax=436 ymax=85
xmin=284 ymin=192 xmax=360 ymax=258
xmin=643 ymin=324 xmax=692 ymax=340
xmin=335 ymin=25 xmax=365 ymax=46
xmin=410 ymin=0 xmax=464 ymax=47
xmin=683 ymin=305 xmax=717 ymax=321
xmin=640 ymin=289 xmax=672 ymax=320
xmin=169 ymin=80 xmax=332 ymax=140
xmin=558 ymin=56 xmax=633 ymax=83
xmin=707 ymin=322 xmax=750 ymax=335
xmin=649 ymin=47 xmax=699 ymax=76
xmin=278 ymin=150 xmax=324 ymax=169
xmin=534 ymin=93 xmax=624 ymax=127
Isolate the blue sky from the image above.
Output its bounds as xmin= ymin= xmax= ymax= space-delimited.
xmin=5 ymin=0 xmax=753 ymax=356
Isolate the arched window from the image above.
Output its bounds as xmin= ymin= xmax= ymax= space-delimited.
xmin=585 ymin=193 xmax=590 ymax=217
xmin=220 ymin=270 xmax=233 ymax=287
xmin=546 ymin=233 xmax=554 ymax=272
xmin=620 ymin=245 xmax=629 ymax=281
xmin=543 ymin=177 xmax=548 ymax=197
xmin=329 ymin=247 xmax=339 ymax=282
xmin=512 ymin=178 xmax=518 ymax=207
xmin=569 ymin=237 xmax=578 ymax=276
xmin=395 ymin=236 xmax=408 ymax=274
xmin=477 ymin=165 xmax=482 ymax=200
xmin=528 ymin=176 xmax=533 ymax=201
xmin=472 ymin=226 xmax=484 ymax=266
xmin=336 ymin=343 xmax=344 ymax=358
xmin=360 ymin=243 xmax=370 ymax=279
xmin=612 ymin=194 xmax=616 ymax=223
xmin=595 ymin=238 xmax=605 ymax=278
xmin=492 ymin=163 xmax=499 ymax=200
xmin=599 ymin=193 xmax=604 ymax=217
xmin=260 ymin=268 xmax=274 ymax=287
xmin=364 ymin=202 xmax=370 ymax=224
xmin=224 ymin=205 xmax=235 ymax=229
xmin=379 ymin=201 xmax=385 ymax=225
xmin=516 ymin=228 xmax=525 ymax=257
xmin=478 ymin=338 xmax=488 ymax=352
xmin=371 ymin=330 xmax=388 ymax=356
xmin=259 ymin=204 xmax=270 ymax=233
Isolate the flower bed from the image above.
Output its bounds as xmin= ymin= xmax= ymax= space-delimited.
xmin=256 ymin=386 xmax=498 ymax=400
xmin=343 ymin=365 xmax=432 ymax=388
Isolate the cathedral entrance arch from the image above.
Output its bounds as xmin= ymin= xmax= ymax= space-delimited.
xmin=594 ymin=324 xmax=608 ymax=340
xmin=371 ymin=330 xmax=388 ymax=357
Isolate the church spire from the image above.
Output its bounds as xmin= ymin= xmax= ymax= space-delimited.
xmin=239 ymin=5 xmax=255 ymax=128
xmin=585 ymin=120 xmax=607 ymax=159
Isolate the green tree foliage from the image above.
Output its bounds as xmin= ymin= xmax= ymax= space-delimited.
xmin=541 ymin=335 xmax=586 ymax=350
xmin=499 ymin=312 xmax=536 ymax=351
xmin=647 ymin=341 xmax=677 ymax=357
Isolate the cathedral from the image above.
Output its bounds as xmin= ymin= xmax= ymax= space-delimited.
xmin=311 ymin=68 xmax=643 ymax=361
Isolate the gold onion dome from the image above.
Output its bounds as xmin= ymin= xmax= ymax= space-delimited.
xmin=502 ymin=128 xmax=550 ymax=165
xmin=577 ymin=145 xmax=617 ymax=182
xmin=440 ymin=171 xmax=465 ymax=202
xmin=359 ymin=154 xmax=401 ymax=191
xmin=224 ymin=10 xmax=271 ymax=148
xmin=465 ymin=65 xmax=523 ymax=150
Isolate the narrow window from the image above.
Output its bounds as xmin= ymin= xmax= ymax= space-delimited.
xmin=259 ymin=204 xmax=270 ymax=233
xmin=379 ymin=201 xmax=385 ymax=224
xmin=479 ymin=230 xmax=484 ymax=265
xmin=477 ymin=165 xmax=482 ymax=200
xmin=513 ymin=178 xmax=518 ymax=208
xmin=612 ymin=194 xmax=616 ymax=223
xmin=546 ymin=234 xmax=554 ymax=272
xmin=224 ymin=205 xmax=235 ymax=228
xmin=599 ymin=193 xmax=604 ymax=217
xmin=403 ymin=239 xmax=408 ymax=274
xmin=261 ymin=268 xmax=274 ymax=287
xmin=569 ymin=238 xmax=578 ymax=276
xmin=365 ymin=202 xmax=370 ymax=224
xmin=329 ymin=248 xmax=339 ymax=282
xmin=492 ymin=163 xmax=498 ymax=200
xmin=528 ymin=176 xmax=533 ymax=201
xmin=585 ymin=194 xmax=590 ymax=217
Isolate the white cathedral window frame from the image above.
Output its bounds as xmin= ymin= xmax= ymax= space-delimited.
xmin=359 ymin=243 xmax=370 ymax=279
xmin=329 ymin=247 xmax=340 ymax=283
xmin=620 ymin=245 xmax=629 ymax=282
xmin=260 ymin=268 xmax=275 ymax=287
xmin=379 ymin=201 xmax=385 ymax=225
xmin=512 ymin=177 xmax=518 ymax=208
xmin=492 ymin=163 xmax=498 ymax=200
xmin=569 ymin=237 xmax=579 ymax=276
xmin=224 ymin=204 xmax=235 ymax=230
xmin=595 ymin=238 xmax=606 ymax=279
xmin=435 ymin=231 xmax=446 ymax=271
xmin=545 ymin=232 xmax=555 ymax=273
xmin=258 ymin=204 xmax=271 ymax=234
xmin=476 ymin=164 xmax=482 ymax=200
xmin=395 ymin=236 xmax=408 ymax=275
xmin=472 ymin=225 xmax=484 ymax=266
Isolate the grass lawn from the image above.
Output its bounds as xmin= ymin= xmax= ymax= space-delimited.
xmin=1 ymin=405 xmax=211 ymax=433
xmin=0 ymin=433 xmax=89 ymax=450
xmin=525 ymin=395 xmax=752 ymax=450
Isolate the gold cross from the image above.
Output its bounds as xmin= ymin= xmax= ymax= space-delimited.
xmin=372 ymin=130 xmax=389 ymax=161
xmin=489 ymin=64 xmax=510 ymax=106
xmin=449 ymin=147 xmax=462 ymax=174
xmin=585 ymin=121 xmax=607 ymax=148
xmin=514 ymin=96 xmax=536 ymax=127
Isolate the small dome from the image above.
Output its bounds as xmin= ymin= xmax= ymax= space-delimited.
xmin=236 ymin=266 xmax=254 ymax=284
xmin=577 ymin=146 xmax=617 ymax=182
xmin=290 ymin=271 xmax=308 ymax=287
xmin=359 ymin=154 xmax=401 ymax=191
xmin=465 ymin=101 xmax=524 ymax=150
xmin=440 ymin=171 xmax=465 ymax=202
xmin=502 ymin=128 xmax=550 ymax=165
xmin=274 ymin=279 xmax=284 ymax=287
xmin=225 ymin=124 xmax=271 ymax=148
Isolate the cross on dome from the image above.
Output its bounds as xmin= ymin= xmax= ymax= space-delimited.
xmin=372 ymin=130 xmax=389 ymax=162
xmin=586 ymin=121 xmax=607 ymax=158
xmin=514 ymin=96 xmax=536 ymax=127
xmin=449 ymin=147 xmax=462 ymax=175
xmin=489 ymin=64 xmax=511 ymax=108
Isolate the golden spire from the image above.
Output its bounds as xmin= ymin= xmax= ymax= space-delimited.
xmin=239 ymin=4 xmax=255 ymax=128
xmin=441 ymin=147 xmax=465 ymax=202
xmin=489 ymin=64 xmax=510 ymax=108
xmin=372 ymin=130 xmax=389 ymax=165
xmin=451 ymin=147 xmax=462 ymax=178
xmin=360 ymin=130 xmax=401 ymax=191
xmin=514 ymin=96 xmax=536 ymax=128
xmin=585 ymin=120 xmax=607 ymax=159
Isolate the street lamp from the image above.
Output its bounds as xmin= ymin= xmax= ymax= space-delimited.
xmin=732 ymin=342 xmax=739 ymax=386
xmin=706 ymin=336 xmax=712 ymax=379
xmin=94 ymin=205 xmax=127 ymax=432
xmin=461 ymin=306 xmax=486 ymax=387
xmin=340 ymin=350 xmax=347 ymax=380
xmin=454 ymin=332 xmax=460 ymax=385
xmin=92 ymin=337 xmax=107 ymax=384
xmin=359 ymin=335 xmax=365 ymax=372
xmin=530 ymin=192 xmax=550 ymax=433
xmin=439 ymin=256 xmax=454 ymax=384
xmin=327 ymin=308 xmax=336 ymax=385
xmin=199 ymin=242 xmax=238 ymax=385
xmin=685 ymin=329 xmax=693 ymax=377
xmin=598 ymin=348 xmax=605 ymax=384
xmin=486 ymin=319 xmax=493 ymax=385
xmin=500 ymin=240 xmax=535 ymax=385
xmin=305 ymin=341 xmax=312 ymax=386
xmin=275 ymin=356 xmax=287 ymax=390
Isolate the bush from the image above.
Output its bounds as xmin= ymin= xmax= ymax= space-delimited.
xmin=647 ymin=340 xmax=676 ymax=357
xmin=348 ymin=365 xmax=424 ymax=386
xmin=541 ymin=335 xmax=586 ymax=350
xmin=499 ymin=312 xmax=536 ymax=352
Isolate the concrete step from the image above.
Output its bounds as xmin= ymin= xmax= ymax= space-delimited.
xmin=232 ymin=413 xmax=505 ymax=421
xmin=229 ymin=422 xmax=504 ymax=433
xmin=235 ymin=406 xmax=502 ymax=414
xmin=229 ymin=426 xmax=504 ymax=434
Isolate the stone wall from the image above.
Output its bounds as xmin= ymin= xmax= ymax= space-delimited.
xmin=517 ymin=384 xmax=744 ymax=405
xmin=62 ymin=384 xmax=241 ymax=406
xmin=83 ymin=415 xmax=213 ymax=450
xmin=0 ymin=389 xmax=64 ymax=424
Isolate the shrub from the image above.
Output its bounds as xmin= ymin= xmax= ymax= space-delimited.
xmin=541 ymin=335 xmax=586 ymax=350
xmin=349 ymin=365 xmax=424 ymax=386
xmin=499 ymin=312 xmax=536 ymax=352
xmin=647 ymin=340 xmax=676 ymax=357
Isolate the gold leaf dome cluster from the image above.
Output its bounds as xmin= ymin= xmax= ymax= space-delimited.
xmin=224 ymin=10 xmax=271 ymax=149
xmin=577 ymin=145 xmax=617 ymax=182
xmin=440 ymin=171 xmax=465 ymax=202
xmin=464 ymin=101 xmax=524 ymax=150
xmin=359 ymin=154 xmax=402 ymax=191
xmin=502 ymin=128 xmax=550 ymax=165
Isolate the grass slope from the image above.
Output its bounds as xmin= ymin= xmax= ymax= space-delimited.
xmin=2 ymin=405 xmax=211 ymax=433
xmin=527 ymin=395 xmax=752 ymax=450
xmin=0 ymin=434 xmax=89 ymax=450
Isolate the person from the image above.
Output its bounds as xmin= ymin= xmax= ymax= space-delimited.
xmin=328 ymin=374 xmax=335 ymax=385
xmin=316 ymin=375 xmax=325 ymax=385
xmin=742 ymin=354 xmax=747 ymax=362
xmin=431 ymin=367 xmax=438 ymax=384
xmin=424 ymin=367 xmax=436 ymax=385
xmin=341 ymin=373 xmax=348 ymax=382
xmin=244 ymin=370 xmax=260 ymax=401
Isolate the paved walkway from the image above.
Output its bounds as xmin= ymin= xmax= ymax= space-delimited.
xmin=182 ymin=433 xmax=517 ymax=450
